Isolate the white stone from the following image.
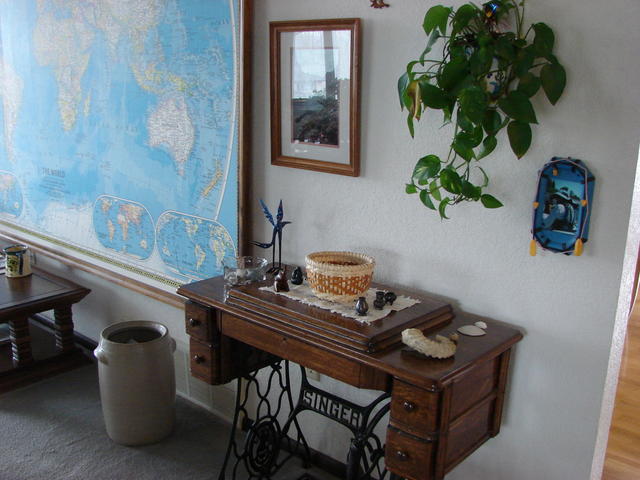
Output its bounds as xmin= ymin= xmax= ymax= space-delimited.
xmin=457 ymin=325 xmax=486 ymax=337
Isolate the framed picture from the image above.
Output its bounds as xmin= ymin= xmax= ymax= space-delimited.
xmin=270 ymin=19 xmax=361 ymax=177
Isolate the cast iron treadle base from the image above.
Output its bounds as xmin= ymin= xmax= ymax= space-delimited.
xmin=295 ymin=366 xmax=393 ymax=480
xmin=218 ymin=360 xmax=396 ymax=480
xmin=218 ymin=359 xmax=310 ymax=479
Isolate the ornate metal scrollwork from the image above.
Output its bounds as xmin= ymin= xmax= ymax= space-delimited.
xmin=291 ymin=367 xmax=394 ymax=480
xmin=218 ymin=359 xmax=310 ymax=480
xmin=244 ymin=416 xmax=281 ymax=476
xmin=219 ymin=360 xmax=398 ymax=479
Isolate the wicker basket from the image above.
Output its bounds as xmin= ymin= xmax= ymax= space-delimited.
xmin=305 ymin=251 xmax=375 ymax=303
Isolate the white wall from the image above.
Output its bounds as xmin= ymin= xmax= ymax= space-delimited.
xmin=250 ymin=1 xmax=640 ymax=479
xmin=24 ymin=0 xmax=640 ymax=479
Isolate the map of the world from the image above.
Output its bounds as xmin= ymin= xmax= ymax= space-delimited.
xmin=0 ymin=0 xmax=241 ymax=286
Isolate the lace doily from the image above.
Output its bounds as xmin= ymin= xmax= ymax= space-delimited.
xmin=259 ymin=283 xmax=419 ymax=324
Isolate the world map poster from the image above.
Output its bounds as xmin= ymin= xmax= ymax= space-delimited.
xmin=0 ymin=0 xmax=242 ymax=288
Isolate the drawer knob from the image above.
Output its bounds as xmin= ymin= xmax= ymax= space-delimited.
xmin=193 ymin=354 xmax=205 ymax=364
xmin=396 ymin=450 xmax=408 ymax=460
xmin=189 ymin=318 xmax=200 ymax=327
xmin=403 ymin=400 xmax=415 ymax=412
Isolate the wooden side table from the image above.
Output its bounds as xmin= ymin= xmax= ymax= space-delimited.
xmin=0 ymin=267 xmax=91 ymax=393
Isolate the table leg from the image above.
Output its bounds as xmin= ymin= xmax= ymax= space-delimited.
xmin=8 ymin=316 xmax=33 ymax=367
xmin=218 ymin=359 xmax=309 ymax=479
xmin=53 ymin=305 xmax=75 ymax=353
xmin=289 ymin=366 xmax=392 ymax=480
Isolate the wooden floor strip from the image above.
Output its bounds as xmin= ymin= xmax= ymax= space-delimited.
xmin=603 ymin=304 xmax=640 ymax=479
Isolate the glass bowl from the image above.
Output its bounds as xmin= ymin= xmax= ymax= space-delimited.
xmin=222 ymin=256 xmax=268 ymax=286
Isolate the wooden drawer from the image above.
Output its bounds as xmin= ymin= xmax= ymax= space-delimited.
xmin=449 ymin=357 xmax=498 ymax=420
xmin=385 ymin=426 xmax=436 ymax=480
xmin=189 ymin=337 xmax=217 ymax=384
xmin=189 ymin=334 xmax=278 ymax=386
xmin=390 ymin=380 xmax=440 ymax=437
xmin=185 ymin=301 xmax=215 ymax=341
xmin=220 ymin=312 xmax=390 ymax=391
xmin=445 ymin=396 xmax=496 ymax=469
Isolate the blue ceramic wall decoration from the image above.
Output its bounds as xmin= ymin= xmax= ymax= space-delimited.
xmin=530 ymin=157 xmax=595 ymax=256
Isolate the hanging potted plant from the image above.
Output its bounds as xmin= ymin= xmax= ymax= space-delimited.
xmin=399 ymin=0 xmax=566 ymax=218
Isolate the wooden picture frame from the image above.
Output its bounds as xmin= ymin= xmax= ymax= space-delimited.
xmin=270 ymin=19 xmax=361 ymax=177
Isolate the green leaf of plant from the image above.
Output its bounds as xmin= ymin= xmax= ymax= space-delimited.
xmin=495 ymin=33 xmax=516 ymax=61
xmin=457 ymin=111 xmax=475 ymax=132
xmin=476 ymin=135 xmax=497 ymax=160
xmin=482 ymin=109 xmax=502 ymax=135
xmin=470 ymin=124 xmax=484 ymax=146
xmin=470 ymin=46 xmax=493 ymax=76
xmin=459 ymin=85 xmax=487 ymax=124
xmin=540 ymin=63 xmax=566 ymax=105
xmin=430 ymin=180 xmax=442 ymax=201
xmin=407 ymin=112 xmax=415 ymax=138
xmin=517 ymin=72 xmax=541 ymax=97
xmin=412 ymin=155 xmax=441 ymax=184
xmin=398 ymin=72 xmax=410 ymax=110
xmin=498 ymin=91 xmax=538 ymax=124
xmin=477 ymin=165 xmax=489 ymax=187
xmin=438 ymin=198 xmax=451 ymax=219
xmin=437 ymin=56 xmax=469 ymax=92
xmin=449 ymin=74 xmax=474 ymax=97
xmin=462 ymin=180 xmax=481 ymax=200
xmin=419 ymin=30 xmax=441 ymax=64
xmin=481 ymin=194 xmax=503 ymax=208
xmin=452 ymin=4 xmax=477 ymax=37
xmin=419 ymin=189 xmax=436 ymax=210
xmin=423 ymin=5 xmax=451 ymax=36
xmin=453 ymin=137 xmax=475 ymax=161
xmin=440 ymin=168 xmax=463 ymax=194
xmin=514 ymin=46 xmax=535 ymax=77
xmin=454 ymin=145 xmax=475 ymax=162
xmin=533 ymin=23 xmax=555 ymax=57
xmin=442 ymin=104 xmax=453 ymax=124
xmin=405 ymin=183 xmax=418 ymax=194
xmin=454 ymin=131 xmax=479 ymax=149
xmin=419 ymin=80 xmax=450 ymax=109
xmin=507 ymin=120 xmax=532 ymax=158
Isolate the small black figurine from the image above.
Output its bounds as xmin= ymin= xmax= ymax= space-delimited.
xmin=355 ymin=296 xmax=369 ymax=316
xmin=373 ymin=291 xmax=386 ymax=310
xmin=252 ymin=199 xmax=292 ymax=274
xmin=384 ymin=291 xmax=397 ymax=306
xmin=274 ymin=267 xmax=289 ymax=292
xmin=291 ymin=266 xmax=304 ymax=285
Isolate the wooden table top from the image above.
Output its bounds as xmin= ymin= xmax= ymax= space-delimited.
xmin=0 ymin=267 xmax=91 ymax=321
xmin=178 ymin=275 xmax=523 ymax=390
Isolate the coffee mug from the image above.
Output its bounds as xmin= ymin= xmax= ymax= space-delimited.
xmin=4 ymin=244 xmax=32 ymax=278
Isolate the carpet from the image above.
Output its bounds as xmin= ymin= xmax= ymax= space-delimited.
xmin=0 ymin=365 xmax=337 ymax=480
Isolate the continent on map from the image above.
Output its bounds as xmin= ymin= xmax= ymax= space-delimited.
xmin=117 ymin=203 xmax=145 ymax=241
xmin=0 ymin=60 xmax=23 ymax=163
xmin=148 ymin=96 xmax=195 ymax=176
xmin=0 ymin=172 xmax=22 ymax=217
xmin=33 ymin=5 xmax=95 ymax=131
xmin=0 ymin=0 xmax=240 ymax=285
xmin=156 ymin=212 xmax=236 ymax=280
xmin=93 ymin=196 xmax=154 ymax=259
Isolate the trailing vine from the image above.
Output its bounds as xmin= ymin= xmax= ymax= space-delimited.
xmin=399 ymin=0 xmax=566 ymax=218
